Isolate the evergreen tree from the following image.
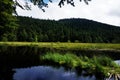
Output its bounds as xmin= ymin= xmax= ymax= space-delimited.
xmin=0 ymin=0 xmax=17 ymax=41
xmin=16 ymin=16 xmax=120 ymax=43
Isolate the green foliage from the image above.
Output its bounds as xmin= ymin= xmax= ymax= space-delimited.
xmin=15 ymin=16 xmax=120 ymax=43
xmin=41 ymin=53 xmax=83 ymax=68
xmin=41 ymin=53 xmax=120 ymax=77
xmin=0 ymin=0 xmax=18 ymax=41
xmin=92 ymin=56 xmax=118 ymax=67
xmin=1 ymin=34 xmax=8 ymax=41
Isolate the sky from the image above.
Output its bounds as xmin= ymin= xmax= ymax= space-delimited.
xmin=16 ymin=0 xmax=120 ymax=26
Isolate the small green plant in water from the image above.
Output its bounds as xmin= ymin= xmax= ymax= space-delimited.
xmin=41 ymin=53 xmax=82 ymax=68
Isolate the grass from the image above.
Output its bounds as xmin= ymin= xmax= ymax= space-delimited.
xmin=0 ymin=42 xmax=120 ymax=50
xmin=40 ymin=53 xmax=120 ymax=78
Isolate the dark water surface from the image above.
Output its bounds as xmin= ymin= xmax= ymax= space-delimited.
xmin=13 ymin=66 xmax=96 ymax=80
xmin=0 ymin=46 xmax=120 ymax=80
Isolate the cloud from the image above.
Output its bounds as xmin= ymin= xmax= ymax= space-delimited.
xmin=16 ymin=0 xmax=120 ymax=26
xmin=108 ymin=1 xmax=120 ymax=17
xmin=13 ymin=66 xmax=96 ymax=80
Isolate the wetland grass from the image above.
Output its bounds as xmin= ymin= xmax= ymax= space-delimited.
xmin=0 ymin=42 xmax=120 ymax=50
xmin=40 ymin=53 xmax=120 ymax=78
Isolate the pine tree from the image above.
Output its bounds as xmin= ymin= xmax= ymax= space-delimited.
xmin=0 ymin=0 xmax=17 ymax=41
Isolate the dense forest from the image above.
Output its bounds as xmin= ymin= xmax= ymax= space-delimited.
xmin=1 ymin=16 xmax=120 ymax=43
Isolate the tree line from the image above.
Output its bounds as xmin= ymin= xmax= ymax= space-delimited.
xmin=5 ymin=16 xmax=118 ymax=43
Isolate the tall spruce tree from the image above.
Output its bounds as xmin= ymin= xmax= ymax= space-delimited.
xmin=0 ymin=0 xmax=17 ymax=41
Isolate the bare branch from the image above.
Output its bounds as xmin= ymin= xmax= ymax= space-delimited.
xmin=13 ymin=0 xmax=92 ymax=12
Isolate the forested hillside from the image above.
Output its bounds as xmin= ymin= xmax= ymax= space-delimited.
xmin=11 ymin=16 xmax=120 ymax=43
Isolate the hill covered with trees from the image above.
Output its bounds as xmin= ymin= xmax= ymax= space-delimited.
xmin=4 ymin=16 xmax=120 ymax=43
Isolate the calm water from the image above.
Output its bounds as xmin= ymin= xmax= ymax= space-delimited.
xmin=13 ymin=66 xmax=96 ymax=80
xmin=13 ymin=60 xmax=120 ymax=80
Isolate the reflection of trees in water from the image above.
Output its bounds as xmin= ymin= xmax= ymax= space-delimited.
xmin=0 ymin=66 xmax=14 ymax=80
xmin=0 ymin=46 xmax=40 ymax=80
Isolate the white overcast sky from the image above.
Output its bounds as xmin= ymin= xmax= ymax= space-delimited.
xmin=16 ymin=0 xmax=120 ymax=26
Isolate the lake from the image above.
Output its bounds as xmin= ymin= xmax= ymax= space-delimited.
xmin=13 ymin=66 xmax=96 ymax=80
xmin=13 ymin=59 xmax=120 ymax=80
xmin=0 ymin=46 xmax=120 ymax=80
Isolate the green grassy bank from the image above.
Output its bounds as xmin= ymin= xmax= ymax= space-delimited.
xmin=0 ymin=42 xmax=120 ymax=50
xmin=40 ymin=53 xmax=120 ymax=78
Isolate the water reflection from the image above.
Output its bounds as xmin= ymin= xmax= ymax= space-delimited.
xmin=13 ymin=66 xmax=96 ymax=80
xmin=115 ymin=60 xmax=120 ymax=65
